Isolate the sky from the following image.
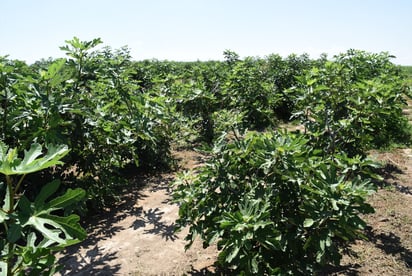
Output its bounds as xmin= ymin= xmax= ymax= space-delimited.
xmin=1 ymin=0 xmax=411 ymax=65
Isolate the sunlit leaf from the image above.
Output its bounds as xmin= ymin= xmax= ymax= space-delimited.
xmin=0 ymin=143 xmax=69 ymax=175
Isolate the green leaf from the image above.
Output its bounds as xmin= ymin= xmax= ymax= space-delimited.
xmin=46 ymin=214 xmax=87 ymax=240
xmin=331 ymin=199 xmax=339 ymax=211
xmin=24 ymin=215 xmax=66 ymax=244
xmin=26 ymin=232 xmax=38 ymax=248
xmin=226 ymin=245 xmax=240 ymax=263
xmin=47 ymin=188 xmax=86 ymax=210
xmin=219 ymin=221 xmax=234 ymax=228
xmin=19 ymin=184 xmax=86 ymax=246
xmin=17 ymin=195 xmax=32 ymax=218
xmin=34 ymin=180 xmax=60 ymax=208
xmin=251 ymin=255 xmax=259 ymax=273
xmin=20 ymin=143 xmax=43 ymax=168
xmin=43 ymin=59 xmax=66 ymax=87
xmin=0 ymin=261 xmax=7 ymax=276
xmin=24 ymin=214 xmax=85 ymax=245
xmin=319 ymin=239 xmax=325 ymax=252
xmin=7 ymin=223 xmax=22 ymax=243
xmin=325 ymin=236 xmax=332 ymax=247
xmin=0 ymin=209 xmax=8 ymax=223
xmin=3 ymin=181 xmax=12 ymax=212
xmin=303 ymin=218 xmax=315 ymax=228
xmin=0 ymin=143 xmax=69 ymax=176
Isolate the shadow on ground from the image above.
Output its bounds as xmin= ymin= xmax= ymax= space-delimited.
xmin=324 ymin=226 xmax=412 ymax=275
xmin=368 ymin=229 xmax=412 ymax=269
xmin=379 ymin=155 xmax=412 ymax=195
xmin=57 ymin=174 xmax=176 ymax=275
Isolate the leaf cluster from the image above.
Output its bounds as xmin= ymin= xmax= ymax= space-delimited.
xmin=1 ymin=38 xmax=174 ymax=210
xmin=290 ymin=50 xmax=411 ymax=156
xmin=0 ymin=142 xmax=85 ymax=275
xmin=173 ymin=132 xmax=379 ymax=274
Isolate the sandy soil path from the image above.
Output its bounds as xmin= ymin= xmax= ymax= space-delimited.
xmin=57 ymin=151 xmax=218 ymax=276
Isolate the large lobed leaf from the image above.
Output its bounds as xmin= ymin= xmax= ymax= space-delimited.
xmin=24 ymin=214 xmax=86 ymax=245
xmin=18 ymin=180 xmax=87 ymax=245
xmin=0 ymin=143 xmax=69 ymax=176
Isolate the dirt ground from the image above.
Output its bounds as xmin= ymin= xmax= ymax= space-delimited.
xmin=56 ymin=146 xmax=412 ymax=275
xmin=329 ymin=148 xmax=412 ymax=275
xmin=56 ymin=148 xmax=412 ymax=276
xmin=57 ymin=150 xmax=218 ymax=275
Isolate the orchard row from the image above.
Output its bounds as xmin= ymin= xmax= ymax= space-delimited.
xmin=0 ymin=37 xmax=410 ymax=274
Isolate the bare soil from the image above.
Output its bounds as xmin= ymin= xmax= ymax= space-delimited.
xmin=326 ymin=149 xmax=412 ymax=275
xmin=57 ymin=147 xmax=412 ymax=275
xmin=57 ymin=150 xmax=218 ymax=276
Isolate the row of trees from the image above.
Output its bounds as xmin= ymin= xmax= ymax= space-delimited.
xmin=173 ymin=50 xmax=411 ymax=274
xmin=0 ymin=37 xmax=411 ymax=274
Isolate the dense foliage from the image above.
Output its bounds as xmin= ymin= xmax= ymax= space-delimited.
xmin=290 ymin=50 xmax=411 ymax=156
xmin=1 ymin=38 xmax=173 ymax=211
xmin=1 ymin=37 xmax=411 ymax=273
xmin=173 ymin=132 xmax=379 ymax=274
xmin=0 ymin=142 xmax=85 ymax=275
xmin=172 ymin=50 xmax=411 ymax=274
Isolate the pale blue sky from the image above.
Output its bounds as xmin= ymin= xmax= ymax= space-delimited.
xmin=1 ymin=0 xmax=411 ymax=64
